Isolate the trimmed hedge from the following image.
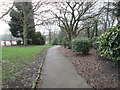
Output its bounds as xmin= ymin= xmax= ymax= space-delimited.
xmin=97 ymin=25 xmax=120 ymax=61
xmin=72 ymin=37 xmax=90 ymax=54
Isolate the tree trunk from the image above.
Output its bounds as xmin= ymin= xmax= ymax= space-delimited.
xmin=68 ymin=34 xmax=72 ymax=49
xmin=49 ymin=30 xmax=52 ymax=44
xmin=10 ymin=35 xmax=13 ymax=46
xmin=23 ymin=22 xmax=27 ymax=46
xmin=91 ymin=28 xmax=95 ymax=38
xmin=4 ymin=41 xmax=6 ymax=46
xmin=95 ymin=21 xmax=98 ymax=36
xmin=68 ymin=40 xmax=72 ymax=49
xmin=23 ymin=3 xmax=28 ymax=46
xmin=87 ymin=28 xmax=90 ymax=38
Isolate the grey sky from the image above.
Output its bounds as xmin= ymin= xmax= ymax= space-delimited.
xmin=0 ymin=0 xmax=58 ymax=35
xmin=0 ymin=0 xmax=117 ymax=35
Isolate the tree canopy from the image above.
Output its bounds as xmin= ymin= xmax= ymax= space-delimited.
xmin=9 ymin=2 xmax=35 ymax=45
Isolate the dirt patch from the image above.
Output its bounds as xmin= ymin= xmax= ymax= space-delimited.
xmin=59 ymin=47 xmax=119 ymax=88
xmin=2 ymin=47 xmax=49 ymax=88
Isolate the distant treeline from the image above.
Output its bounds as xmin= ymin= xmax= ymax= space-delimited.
xmin=0 ymin=34 xmax=22 ymax=41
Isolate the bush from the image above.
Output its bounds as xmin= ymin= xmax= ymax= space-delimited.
xmin=32 ymin=32 xmax=45 ymax=45
xmin=91 ymin=36 xmax=98 ymax=43
xmin=72 ymin=37 xmax=90 ymax=54
xmin=16 ymin=40 xmax=21 ymax=45
xmin=62 ymin=36 xmax=69 ymax=48
xmin=51 ymin=36 xmax=58 ymax=45
xmin=91 ymin=36 xmax=99 ymax=49
xmin=57 ymin=31 xmax=66 ymax=45
xmin=27 ymin=39 xmax=32 ymax=45
xmin=97 ymin=25 xmax=120 ymax=61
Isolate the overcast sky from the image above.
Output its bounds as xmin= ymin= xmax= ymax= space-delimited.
xmin=0 ymin=0 xmax=57 ymax=35
xmin=0 ymin=0 xmax=117 ymax=36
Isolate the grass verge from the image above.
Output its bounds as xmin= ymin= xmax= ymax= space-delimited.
xmin=2 ymin=45 xmax=52 ymax=83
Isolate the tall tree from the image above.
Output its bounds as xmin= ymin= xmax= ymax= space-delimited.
xmin=15 ymin=1 xmax=35 ymax=45
xmin=42 ymin=20 xmax=56 ymax=44
xmin=8 ymin=1 xmax=52 ymax=46
xmin=117 ymin=1 xmax=120 ymax=24
xmin=52 ymin=1 xmax=101 ymax=48
xmin=9 ymin=1 xmax=35 ymax=45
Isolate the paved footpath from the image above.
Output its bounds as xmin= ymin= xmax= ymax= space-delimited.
xmin=41 ymin=46 xmax=92 ymax=88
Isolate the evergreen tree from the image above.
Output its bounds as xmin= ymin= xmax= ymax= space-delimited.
xmin=9 ymin=9 xmax=23 ymax=39
xmin=32 ymin=32 xmax=45 ymax=45
xmin=9 ymin=1 xmax=35 ymax=45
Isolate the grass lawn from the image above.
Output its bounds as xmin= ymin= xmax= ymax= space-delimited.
xmin=2 ymin=45 xmax=52 ymax=82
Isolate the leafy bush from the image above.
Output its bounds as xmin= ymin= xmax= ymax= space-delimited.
xmin=62 ymin=36 xmax=69 ymax=48
xmin=27 ymin=39 xmax=32 ymax=45
xmin=97 ymin=25 xmax=120 ymax=61
xmin=32 ymin=32 xmax=45 ymax=45
xmin=91 ymin=36 xmax=98 ymax=43
xmin=57 ymin=31 xmax=66 ymax=45
xmin=72 ymin=37 xmax=90 ymax=54
xmin=51 ymin=36 xmax=58 ymax=45
xmin=16 ymin=40 xmax=22 ymax=45
xmin=91 ymin=37 xmax=99 ymax=49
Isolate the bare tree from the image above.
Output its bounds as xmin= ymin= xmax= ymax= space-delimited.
xmin=42 ymin=19 xmax=57 ymax=44
xmin=0 ymin=3 xmax=14 ymax=19
xmin=99 ymin=2 xmax=118 ymax=32
xmin=51 ymin=1 xmax=101 ymax=48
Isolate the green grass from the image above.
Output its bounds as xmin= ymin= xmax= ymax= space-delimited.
xmin=2 ymin=45 xmax=52 ymax=82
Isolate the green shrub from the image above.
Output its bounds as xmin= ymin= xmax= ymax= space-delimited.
xmin=72 ymin=37 xmax=90 ymax=54
xmin=89 ymin=37 xmax=97 ymax=48
xmin=27 ymin=39 xmax=32 ymax=45
xmin=97 ymin=25 xmax=120 ymax=61
xmin=62 ymin=36 xmax=69 ymax=48
xmin=51 ymin=36 xmax=58 ymax=45
xmin=32 ymin=32 xmax=45 ymax=45
xmin=16 ymin=40 xmax=22 ymax=45
xmin=91 ymin=36 xmax=98 ymax=43
xmin=57 ymin=31 xmax=66 ymax=45
xmin=91 ymin=37 xmax=99 ymax=49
